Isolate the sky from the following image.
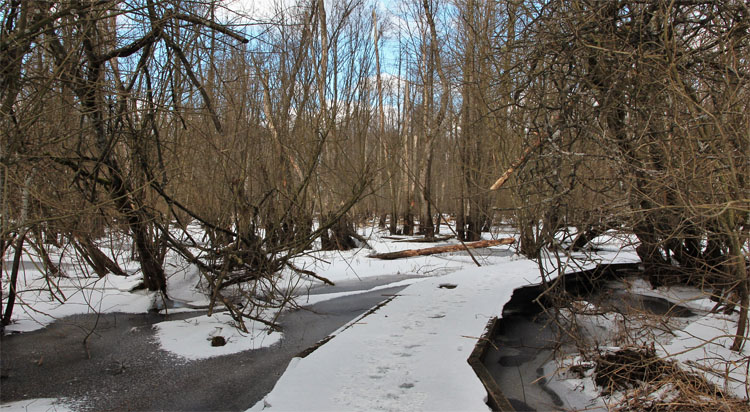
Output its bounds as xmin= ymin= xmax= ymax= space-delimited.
xmin=226 ymin=0 xmax=410 ymax=76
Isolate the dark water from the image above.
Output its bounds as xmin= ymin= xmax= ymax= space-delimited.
xmin=484 ymin=310 xmax=563 ymax=411
xmin=0 ymin=285 xmax=406 ymax=411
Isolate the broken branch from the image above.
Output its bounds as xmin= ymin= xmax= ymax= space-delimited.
xmin=489 ymin=136 xmax=543 ymax=191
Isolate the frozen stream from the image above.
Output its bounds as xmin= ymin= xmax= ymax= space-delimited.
xmin=484 ymin=265 xmax=699 ymax=411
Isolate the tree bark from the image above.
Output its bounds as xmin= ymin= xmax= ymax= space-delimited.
xmin=2 ymin=233 xmax=25 ymax=326
xmin=370 ymin=238 xmax=514 ymax=260
xmin=75 ymin=235 xmax=128 ymax=278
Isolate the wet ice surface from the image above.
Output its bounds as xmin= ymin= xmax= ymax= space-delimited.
xmin=0 ymin=286 xmax=407 ymax=411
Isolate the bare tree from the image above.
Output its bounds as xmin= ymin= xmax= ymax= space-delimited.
xmin=498 ymin=0 xmax=749 ymax=349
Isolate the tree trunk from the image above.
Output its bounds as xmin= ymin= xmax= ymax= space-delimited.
xmin=131 ymin=219 xmax=167 ymax=293
xmin=389 ymin=210 xmax=398 ymax=235
xmin=421 ymin=143 xmax=436 ymax=238
xmin=731 ymin=276 xmax=748 ymax=352
xmin=0 ymin=235 xmax=5 ymax=322
xmin=75 ymin=235 xmax=128 ymax=277
xmin=370 ymin=238 xmax=514 ymax=260
xmin=378 ymin=214 xmax=387 ymax=229
xmin=728 ymin=216 xmax=749 ymax=351
xmin=457 ymin=206 xmax=466 ymax=241
xmin=320 ymin=214 xmax=358 ymax=251
xmin=518 ymin=214 xmax=539 ymax=259
xmin=466 ymin=200 xmax=482 ymax=241
xmin=2 ymin=233 xmax=25 ymax=326
xmin=403 ymin=212 xmax=414 ymax=236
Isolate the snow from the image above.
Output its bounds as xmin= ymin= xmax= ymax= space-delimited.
xmin=537 ymin=275 xmax=750 ymax=410
xmin=544 ymin=356 xmax=605 ymax=411
xmin=250 ymin=244 xmax=639 ymax=411
xmin=623 ymin=277 xmax=718 ymax=312
xmin=0 ymin=398 xmax=74 ymax=412
xmin=3 ymin=273 xmax=154 ymax=333
xmin=660 ymin=312 xmax=750 ymax=398
xmin=164 ymin=261 xmax=212 ymax=307
xmin=1 ymin=240 xmax=278 ymax=360
xmin=4 ymin=224 xmax=749 ymax=411
xmin=251 ymin=259 xmax=534 ymax=411
xmin=153 ymin=311 xmax=283 ymax=361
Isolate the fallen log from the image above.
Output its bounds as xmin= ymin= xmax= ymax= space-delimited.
xmin=393 ymin=235 xmax=455 ymax=243
xmin=369 ymin=238 xmax=515 ymax=260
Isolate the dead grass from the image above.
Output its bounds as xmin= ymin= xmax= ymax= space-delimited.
xmin=594 ymin=345 xmax=750 ymax=411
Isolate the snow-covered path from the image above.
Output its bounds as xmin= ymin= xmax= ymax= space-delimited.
xmin=252 ymin=258 xmax=541 ymax=411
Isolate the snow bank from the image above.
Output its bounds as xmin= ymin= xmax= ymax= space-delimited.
xmin=299 ymin=278 xmax=428 ymax=306
xmin=3 ymin=273 xmax=154 ymax=333
xmin=251 ymin=244 xmax=637 ymax=411
xmin=661 ymin=312 xmax=750 ymax=399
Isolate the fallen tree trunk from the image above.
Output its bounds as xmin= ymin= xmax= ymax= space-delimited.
xmin=369 ymin=238 xmax=515 ymax=260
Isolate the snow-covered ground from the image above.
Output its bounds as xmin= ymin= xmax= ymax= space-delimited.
xmin=2 ymin=224 xmax=748 ymax=411
xmin=249 ymin=230 xmax=639 ymax=411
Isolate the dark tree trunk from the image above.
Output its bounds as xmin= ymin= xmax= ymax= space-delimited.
xmin=635 ymin=229 xmax=669 ymax=288
xmin=75 ymin=235 xmax=128 ymax=277
xmin=2 ymin=233 xmax=25 ymax=326
xmin=457 ymin=207 xmax=466 ymax=241
xmin=130 ymin=218 xmax=167 ymax=293
xmin=421 ymin=145 xmax=435 ymax=238
xmin=0 ymin=235 xmax=5 ymax=322
xmin=466 ymin=213 xmax=482 ymax=242
xmin=518 ymin=217 xmax=539 ymax=258
xmin=731 ymin=278 xmax=749 ymax=351
xmin=107 ymin=163 xmax=167 ymax=293
xmin=569 ymin=223 xmax=610 ymax=251
xmin=321 ymin=214 xmax=358 ymax=251
xmin=420 ymin=213 xmax=435 ymax=238
xmin=72 ymin=236 xmax=108 ymax=277
xmin=320 ymin=227 xmax=331 ymax=250
xmin=403 ymin=213 xmax=414 ymax=236
xmin=481 ymin=213 xmax=491 ymax=233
